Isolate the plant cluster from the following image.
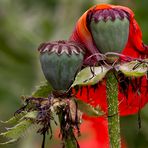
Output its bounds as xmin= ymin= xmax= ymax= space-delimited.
xmin=1 ymin=4 xmax=148 ymax=148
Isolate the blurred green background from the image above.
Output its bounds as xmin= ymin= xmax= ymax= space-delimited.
xmin=0 ymin=0 xmax=148 ymax=148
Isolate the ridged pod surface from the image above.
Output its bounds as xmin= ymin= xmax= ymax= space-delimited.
xmin=38 ymin=40 xmax=84 ymax=92
xmin=89 ymin=8 xmax=130 ymax=53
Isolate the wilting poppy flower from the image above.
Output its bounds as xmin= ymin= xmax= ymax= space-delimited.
xmin=70 ymin=4 xmax=148 ymax=116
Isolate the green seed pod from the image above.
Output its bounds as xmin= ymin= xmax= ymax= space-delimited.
xmin=89 ymin=9 xmax=130 ymax=54
xmin=38 ymin=40 xmax=84 ymax=92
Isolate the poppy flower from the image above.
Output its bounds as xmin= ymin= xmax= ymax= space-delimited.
xmin=70 ymin=4 xmax=148 ymax=116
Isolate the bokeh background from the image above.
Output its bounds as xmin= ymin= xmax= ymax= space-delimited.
xmin=0 ymin=0 xmax=148 ymax=148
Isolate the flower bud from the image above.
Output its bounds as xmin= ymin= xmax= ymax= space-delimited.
xmin=89 ymin=8 xmax=130 ymax=54
xmin=38 ymin=40 xmax=84 ymax=92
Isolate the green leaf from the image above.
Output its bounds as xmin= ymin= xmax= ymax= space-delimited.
xmin=0 ymin=120 xmax=34 ymax=140
xmin=1 ymin=112 xmax=27 ymax=124
xmin=76 ymin=99 xmax=105 ymax=117
xmin=32 ymin=81 xmax=53 ymax=98
xmin=1 ymin=111 xmax=37 ymax=125
xmin=119 ymin=60 xmax=148 ymax=77
xmin=0 ymin=139 xmax=18 ymax=145
xmin=20 ymin=111 xmax=38 ymax=120
xmin=0 ymin=111 xmax=37 ymax=144
xmin=72 ymin=66 xmax=109 ymax=87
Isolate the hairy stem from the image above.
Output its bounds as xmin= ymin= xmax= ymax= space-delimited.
xmin=106 ymin=71 xmax=121 ymax=148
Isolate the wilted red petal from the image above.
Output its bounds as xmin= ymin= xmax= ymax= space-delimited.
xmin=76 ymin=76 xmax=148 ymax=116
xmin=119 ymin=76 xmax=148 ymax=115
xmin=70 ymin=4 xmax=148 ymax=116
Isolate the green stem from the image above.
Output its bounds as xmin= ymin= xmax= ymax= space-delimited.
xmin=58 ymin=113 xmax=78 ymax=148
xmin=64 ymin=128 xmax=78 ymax=148
xmin=106 ymin=72 xmax=121 ymax=148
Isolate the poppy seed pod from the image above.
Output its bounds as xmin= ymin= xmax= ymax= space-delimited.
xmin=89 ymin=8 xmax=130 ymax=54
xmin=38 ymin=40 xmax=84 ymax=92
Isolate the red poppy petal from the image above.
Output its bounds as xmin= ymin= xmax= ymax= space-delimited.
xmin=79 ymin=116 xmax=109 ymax=148
xmin=80 ymin=116 xmax=127 ymax=148
xmin=76 ymin=75 xmax=148 ymax=116
xmin=119 ymin=76 xmax=148 ymax=116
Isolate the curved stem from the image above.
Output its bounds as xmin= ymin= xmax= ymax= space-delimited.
xmin=106 ymin=72 xmax=121 ymax=148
